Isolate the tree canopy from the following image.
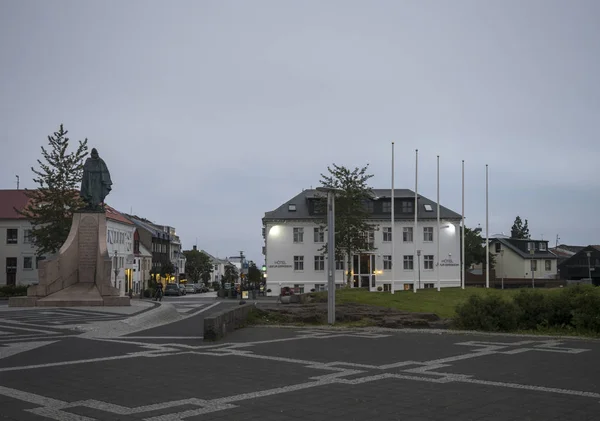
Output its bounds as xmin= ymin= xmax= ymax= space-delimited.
xmin=510 ymin=216 xmax=530 ymax=239
xmin=183 ymin=249 xmax=213 ymax=283
xmin=317 ymin=163 xmax=377 ymax=285
xmin=17 ymin=124 xmax=88 ymax=256
xmin=463 ymin=226 xmax=495 ymax=269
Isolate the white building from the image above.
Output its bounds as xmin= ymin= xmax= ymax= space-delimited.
xmin=197 ymin=248 xmax=231 ymax=286
xmin=262 ymin=189 xmax=462 ymax=295
xmin=0 ymin=190 xmax=39 ymax=286
xmin=105 ymin=205 xmax=136 ymax=296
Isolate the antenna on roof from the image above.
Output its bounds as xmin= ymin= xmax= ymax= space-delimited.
xmin=556 ymin=234 xmax=560 ymax=249
xmin=15 ymin=175 xmax=19 ymax=190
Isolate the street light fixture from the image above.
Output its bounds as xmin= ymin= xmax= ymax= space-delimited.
xmin=316 ymin=186 xmax=343 ymax=325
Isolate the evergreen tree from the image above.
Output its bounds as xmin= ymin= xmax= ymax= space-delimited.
xmin=510 ymin=216 xmax=531 ymax=239
xmin=317 ymin=164 xmax=377 ymax=286
xmin=18 ymin=124 xmax=88 ymax=256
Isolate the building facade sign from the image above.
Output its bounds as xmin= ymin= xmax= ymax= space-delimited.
xmin=268 ymin=260 xmax=292 ymax=269
xmin=440 ymin=258 xmax=459 ymax=267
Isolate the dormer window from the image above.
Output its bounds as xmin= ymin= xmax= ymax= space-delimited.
xmin=539 ymin=242 xmax=546 ymax=251
xmin=288 ymin=204 xmax=297 ymax=212
xmin=424 ymin=204 xmax=433 ymax=212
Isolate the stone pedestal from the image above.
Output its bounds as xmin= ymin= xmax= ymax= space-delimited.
xmin=9 ymin=211 xmax=130 ymax=307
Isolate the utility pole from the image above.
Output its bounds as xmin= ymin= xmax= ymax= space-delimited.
xmin=16 ymin=175 xmax=19 ymax=190
xmin=239 ymin=250 xmax=245 ymax=301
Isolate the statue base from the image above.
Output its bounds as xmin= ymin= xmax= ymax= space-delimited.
xmin=9 ymin=212 xmax=130 ymax=307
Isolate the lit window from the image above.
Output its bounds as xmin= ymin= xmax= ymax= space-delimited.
xmin=424 ymin=204 xmax=433 ymax=212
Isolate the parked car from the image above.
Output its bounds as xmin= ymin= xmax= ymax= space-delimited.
xmin=164 ymin=283 xmax=181 ymax=296
xmin=179 ymin=284 xmax=186 ymax=295
xmin=184 ymin=284 xmax=196 ymax=294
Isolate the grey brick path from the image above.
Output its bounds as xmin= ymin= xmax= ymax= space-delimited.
xmin=1 ymin=306 xmax=599 ymax=420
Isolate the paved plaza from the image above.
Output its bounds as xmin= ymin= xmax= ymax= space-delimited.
xmin=1 ymin=298 xmax=599 ymax=420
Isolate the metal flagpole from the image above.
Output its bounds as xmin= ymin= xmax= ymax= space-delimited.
xmin=413 ymin=149 xmax=418 ymax=293
xmin=391 ymin=142 xmax=395 ymax=294
xmin=437 ymin=155 xmax=441 ymax=292
xmin=461 ymin=160 xmax=465 ymax=289
xmin=486 ymin=164 xmax=489 ymax=289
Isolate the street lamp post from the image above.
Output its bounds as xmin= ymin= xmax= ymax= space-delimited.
xmin=586 ymin=251 xmax=592 ymax=281
xmin=500 ymin=249 xmax=505 ymax=290
xmin=317 ymin=186 xmax=342 ymax=325
xmin=417 ymin=250 xmax=421 ymax=289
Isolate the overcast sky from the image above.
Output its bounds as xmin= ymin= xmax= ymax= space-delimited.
xmin=1 ymin=0 xmax=599 ymax=263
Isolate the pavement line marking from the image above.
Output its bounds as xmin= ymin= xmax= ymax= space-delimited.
xmin=459 ymin=378 xmax=600 ymax=399
xmin=118 ymin=336 xmax=204 ymax=340
xmin=0 ymin=341 xmax=58 ymax=359
xmin=0 ymin=385 xmax=66 ymax=406
xmin=181 ymin=301 xmax=220 ymax=318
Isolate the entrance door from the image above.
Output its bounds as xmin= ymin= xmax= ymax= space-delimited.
xmin=352 ymin=254 xmax=375 ymax=288
xmin=6 ymin=258 xmax=17 ymax=286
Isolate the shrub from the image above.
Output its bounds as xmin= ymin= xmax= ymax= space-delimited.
xmin=454 ymin=294 xmax=519 ymax=332
xmin=0 ymin=285 xmax=28 ymax=297
xmin=570 ymin=287 xmax=600 ymax=332
xmin=513 ymin=289 xmax=549 ymax=330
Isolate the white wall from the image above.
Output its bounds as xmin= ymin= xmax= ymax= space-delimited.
xmin=106 ymin=219 xmax=135 ymax=296
xmin=264 ymin=219 xmax=461 ymax=295
xmin=0 ymin=220 xmax=39 ymax=286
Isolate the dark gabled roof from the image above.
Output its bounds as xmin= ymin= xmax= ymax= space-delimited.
xmin=263 ymin=188 xmax=461 ymax=222
xmin=491 ymin=237 xmax=557 ymax=260
xmin=124 ymin=214 xmax=171 ymax=241
xmin=554 ymin=244 xmax=586 ymax=254
xmin=558 ymin=245 xmax=600 ymax=268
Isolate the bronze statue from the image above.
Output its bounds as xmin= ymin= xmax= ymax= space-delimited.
xmin=81 ymin=148 xmax=112 ymax=210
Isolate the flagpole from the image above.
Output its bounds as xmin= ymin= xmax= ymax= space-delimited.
xmin=461 ymin=160 xmax=465 ymax=289
xmin=485 ymin=164 xmax=489 ymax=289
xmin=413 ymin=149 xmax=418 ymax=293
xmin=437 ymin=155 xmax=441 ymax=292
xmin=391 ymin=142 xmax=395 ymax=294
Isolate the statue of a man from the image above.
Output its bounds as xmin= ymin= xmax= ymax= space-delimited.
xmin=81 ymin=148 xmax=112 ymax=210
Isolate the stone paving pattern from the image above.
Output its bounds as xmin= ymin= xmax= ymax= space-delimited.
xmin=0 ymin=298 xmax=599 ymax=420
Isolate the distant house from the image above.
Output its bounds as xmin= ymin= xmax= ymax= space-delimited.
xmin=558 ymin=245 xmax=600 ymax=285
xmin=489 ymin=237 xmax=558 ymax=280
xmin=550 ymin=244 xmax=585 ymax=267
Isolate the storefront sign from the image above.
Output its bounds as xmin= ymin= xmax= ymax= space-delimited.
xmin=440 ymin=258 xmax=459 ymax=267
xmin=268 ymin=260 xmax=293 ymax=269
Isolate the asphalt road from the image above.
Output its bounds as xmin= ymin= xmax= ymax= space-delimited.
xmin=1 ymin=298 xmax=599 ymax=420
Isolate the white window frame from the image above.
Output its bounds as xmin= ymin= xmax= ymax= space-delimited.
xmin=293 ymin=255 xmax=304 ymax=271
xmin=293 ymin=227 xmax=304 ymax=243
xmin=424 ymin=255 xmax=434 ymax=270
xmin=383 ymin=227 xmax=392 ymax=242
xmin=403 ymin=227 xmax=413 ymax=242
xmin=23 ymin=229 xmax=33 ymax=244
xmin=545 ymin=260 xmax=552 ymax=271
xmin=23 ymin=256 xmax=33 ymax=270
xmin=313 ymin=227 xmax=324 ymax=243
xmin=403 ymin=255 xmax=413 ymax=270
xmin=383 ymin=255 xmax=392 ymax=270
xmin=314 ymin=255 xmax=325 ymax=271
xmin=423 ymin=227 xmax=433 ymax=242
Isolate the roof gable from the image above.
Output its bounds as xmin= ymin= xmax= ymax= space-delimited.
xmin=0 ymin=190 xmax=30 ymax=219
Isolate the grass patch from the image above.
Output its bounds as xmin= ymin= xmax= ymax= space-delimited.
xmin=310 ymin=287 xmax=556 ymax=319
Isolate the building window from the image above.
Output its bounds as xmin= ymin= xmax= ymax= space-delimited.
xmin=540 ymin=243 xmax=547 ymax=251
xmin=423 ymin=227 xmax=433 ymax=242
xmin=527 ymin=242 xmax=535 ymax=251
xmin=424 ymin=204 xmax=433 ymax=212
xmin=293 ymin=284 xmax=304 ymax=294
xmin=545 ymin=260 xmax=552 ymax=271
xmin=383 ymin=227 xmax=392 ymax=242
xmin=23 ymin=256 xmax=33 ymax=270
xmin=363 ymin=200 xmax=374 ymax=213
xmin=313 ymin=227 xmax=324 ymax=243
xmin=403 ymin=227 xmax=413 ymax=242
xmin=383 ymin=255 xmax=392 ymax=270
xmin=314 ymin=284 xmax=326 ymax=292
xmin=335 ymin=257 xmax=344 ymax=271
xmin=6 ymin=229 xmax=18 ymax=244
xmin=424 ymin=255 xmax=434 ymax=270
xmin=424 ymin=283 xmax=435 ymax=289
xmin=531 ymin=260 xmax=537 ymax=271
xmin=293 ymin=228 xmax=304 ymax=243
xmin=314 ymin=255 xmax=324 ymax=271
xmin=403 ymin=255 xmax=414 ymax=270
xmin=23 ymin=229 xmax=33 ymax=244
xmin=382 ymin=201 xmax=391 ymax=213
xmin=362 ymin=230 xmax=375 ymax=247
xmin=495 ymin=242 xmax=501 ymax=253
xmin=293 ymin=256 xmax=304 ymax=271
xmin=402 ymin=201 xmax=413 ymax=213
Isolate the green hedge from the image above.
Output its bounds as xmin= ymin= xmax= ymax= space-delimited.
xmin=0 ymin=285 xmax=28 ymax=298
xmin=454 ymin=285 xmax=600 ymax=334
